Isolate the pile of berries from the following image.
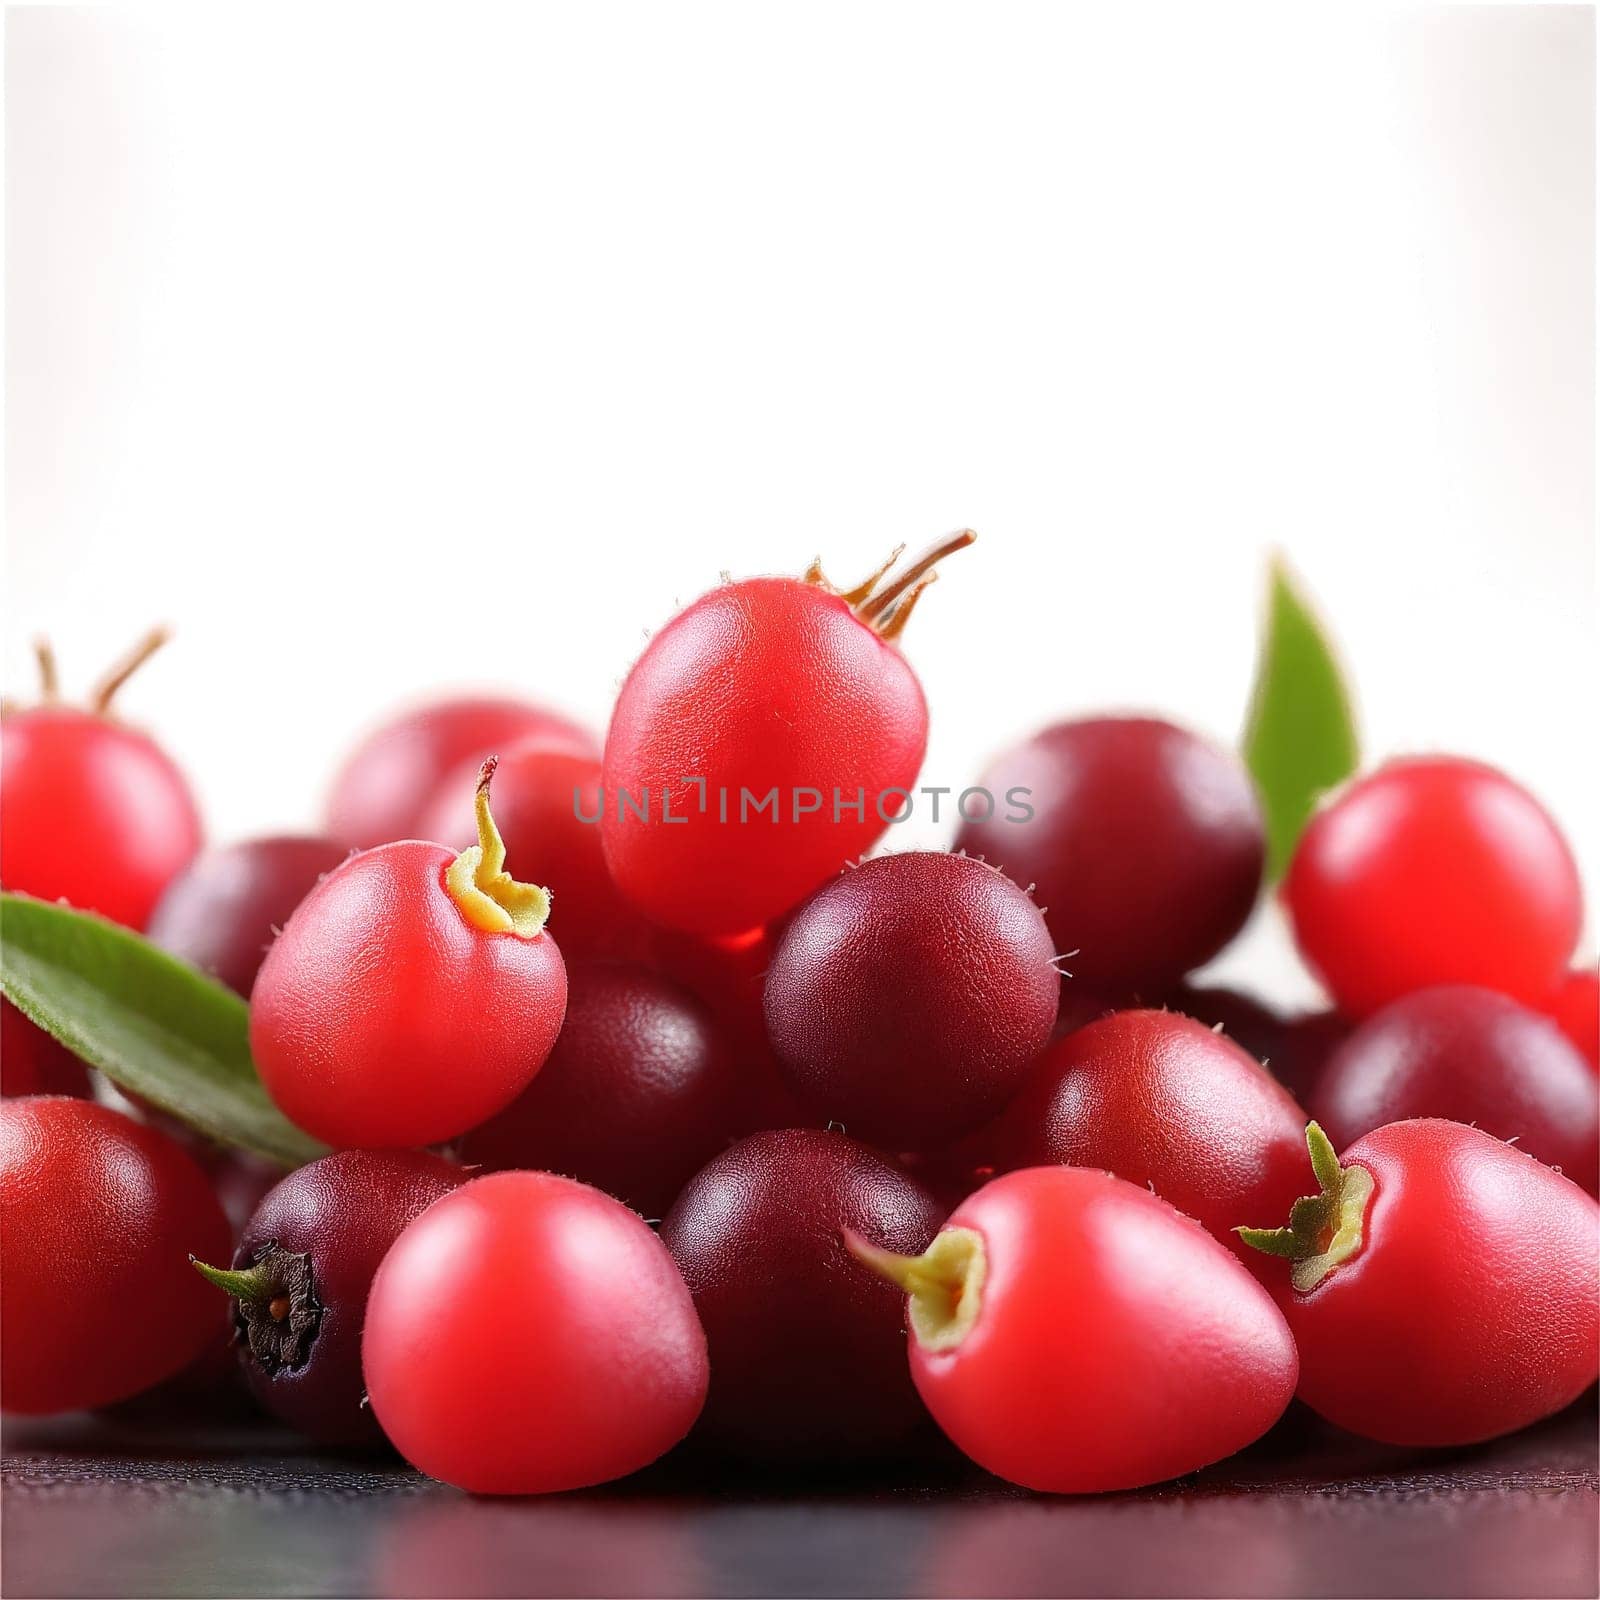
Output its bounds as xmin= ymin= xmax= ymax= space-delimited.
xmin=2 ymin=543 xmax=1596 ymax=1499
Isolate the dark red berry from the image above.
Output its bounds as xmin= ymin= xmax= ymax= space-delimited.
xmin=974 ymin=1010 xmax=1311 ymax=1266
xmin=418 ymin=739 xmax=650 ymax=963
xmin=326 ymin=694 xmax=595 ymax=851
xmin=955 ymin=717 xmax=1265 ymax=990
xmin=1310 ymin=986 xmax=1599 ymax=1194
xmin=1547 ymin=968 xmax=1598 ymax=1069
xmin=1 ymin=999 xmax=91 ymax=1099
xmin=1271 ymin=1008 xmax=1352 ymax=1106
xmin=1163 ymin=984 xmax=1287 ymax=1070
xmin=1 ymin=632 xmax=201 ymax=931
xmin=1284 ymin=756 xmax=1582 ymax=1016
xmin=147 ymin=835 xmax=349 ymax=997
xmin=764 ymin=852 xmax=1058 ymax=1146
xmin=660 ymin=1128 xmax=946 ymax=1461
xmin=191 ymin=1148 xmax=464 ymax=1446
xmin=459 ymin=963 xmax=744 ymax=1219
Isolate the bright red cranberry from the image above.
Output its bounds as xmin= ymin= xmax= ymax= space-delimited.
xmin=1284 ymin=757 xmax=1582 ymax=1017
xmin=252 ymin=761 xmax=567 ymax=1148
xmin=1 ymin=1097 xmax=230 ymax=1413
xmin=147 ymin=835 xmax=349 ymax=997
xmin=1547 ymin=968 xmax=1598 ymax=1069
xmin=764 ymin=852 xmax=1058 ymax=1146
xmin=191 ymin=1148 xmax=463 ymax=1445
xmin=1 ymin=633 xmax=201 ymax=931
xmin=602 ymin=534 xmax=973 ymax=937
xmin=955 ymin=717 xmax=1265 ymax=990
xmin=974 ymin=1010 xmax=1311 ymax=1265
xmin=660 ymin=1128 xmax=946 ymax=1460
xmin=1241 ymin=1121 xmax=1599 ymax=1446
xmin=848 ymin=1166 xmax=1298 ymax=1492
xmin=1 ymin=998 xmax=91 ymax=1099
xmin=364 ymin=1171 xmax=709 ymax=1493
xmin=459 ymin=963 xmax=743 ymax=1219
xmin=326 ymin=694 xmax=595 ymax=850
xmin=418 ymin=739 xmax=650 ymax=963
xmin=1309 ymin=986 xmax=1598 ymax=1193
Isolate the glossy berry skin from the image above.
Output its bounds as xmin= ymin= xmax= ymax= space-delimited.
xmin=1 ymin=707 xmax=202 ymax=931
xmin=0 ymin=1098 xmax=230 ymax=1413
xmin=893 ymin=1167 xmax=1297 ymax=1493
xmin=363 ymin=1171 xmax=708 ymax=1494
xmin=1547 ymin=968 xmax=1598 ymax=1069
xmin=1255 ymin=1120 xmax=1599 ymax=1447
xmin=148 ymin=835 xmax=349 ymax=997
xmin=955 ymin=718 xmax=1265 ymax=990
xmin=764 ymin=853 xmax=1058 ymax=1146
xmin=208 ymin=1149 xmax=464 ymax=1446
xmin=1284 ymin=757 xmax=1582 ymax=1017
xmin=419 ymin=741 xmax=649 ymax=963
xmin=660 ymin=1129 xmax=946 ymax=1461
xmin=251 ymin=842 xmax=566 ymax=1147
xmin=326 ymin=695 xmax=595 ymax=850
xmin=602 ymin=576 xmax=930 ymax=936
xmin=1310 ymin=986 xmax=1599 ymax=1194
xmin=459 ymin=963 xmax=742 ymax=1219
xmin=977 ymin=1011 xmax=1312 ymax=1265
xmin=1 ymin=999 xmax=91 ymax=1099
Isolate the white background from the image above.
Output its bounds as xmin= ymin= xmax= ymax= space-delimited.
xmin=6 ymin=5 xmax=1595 ymax=1003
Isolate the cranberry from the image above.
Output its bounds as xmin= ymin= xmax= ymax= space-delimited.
xmin=418 ymin=739 xmax=650 ymax=963
xmin=1284 ymin=756 xmax=1582 ymax=1016
xmin=1547 ymin=968 xmax=1598 ymax=1068
xmin=363 ymin=1171 xmax=708 ymax=1493
xmin=954 ymin=716 xmax=1265 ymax=990
xmin=147 ymin=834 xmax=349 ymax=997
xmin=974 ymin=1010 xmax=1311 ymax=1265
xmin=191 ymin=1148 xmax=464 ymax=1445
xmin=763 ymin=853 xmax=1058 ymax=1146
xmin=252 ymin=760 xmax=567 ymax=1148
xmin=1270 ymin=1008 xmax=1352 ymax=1106
xmin=660 ymin=1128 xmax=946 ymax=1460
xmin=2 ymin=1097 xmax=230 ymax=1413
xmin=459 ymin=962 xmax=743 ymax=1219
xmin=1 ymin=632 xmax=201 ymax=931
xmin=1163 ymin=984 xmax=1287 ymax=1069
xmin=602 ymin=534 xmax=973 ymax=937
xmin=1 ymin=998 xmax=91 ymax=1099
xmin=326 ymin=694 xmax=595 ymax=850
xmin=1309 ymin=986 xmax=1599 ymax=1193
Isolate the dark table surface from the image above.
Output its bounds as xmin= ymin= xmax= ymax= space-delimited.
xmin=4 ymin=1401 xmax=1596 ymax=1599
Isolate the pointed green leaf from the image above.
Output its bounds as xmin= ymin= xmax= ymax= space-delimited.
xmin=0 ymin=893 xmax=326 ymax=1167
xmin=1242 ymin=557 xmax=1360 ymax=881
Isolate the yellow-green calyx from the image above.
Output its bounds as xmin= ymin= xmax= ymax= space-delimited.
xmin=444 ymin=757 xmax=552 ymax=939
xmin=1237 ymin=1121 xmax=1375 ymax=1293
xmin=843 ymin=1225 xmax=987 ymax=1352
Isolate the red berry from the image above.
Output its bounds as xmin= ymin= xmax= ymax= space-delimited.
xmin=1 ymin=1097 xmax=231 ymax=1413
xmin=459 ymin=963 xmax=743 ymax=1219
xmin=1284 ymin=757 xmax=1582 ymax=1017
xmin=191 ymin=1149 xmax=463 ymax=1445
xmin=148 ymin=835 xmax=349 ymax=997
xmin=1 ymin=633 xmax=201 ymax=931
xmin=764 ymin=852 xmax=1058 ymax=1145
xmin=326 ymin=694 xmax=595 ymax=851
xmin=363 ymin=1171 xmax=708 ymax=1493
xmin=1163 ymin=984 xmax=1286 ymax=1069
xmin=1270 ymin=1008 xmax=1352 ymax=1107
xmin=252 ymin=761 xmax=567 ymax=1147
xmin=1547 ymin=968 xmax=1599 ymax=1069
xmin=418 ymin=739 xmax=650 ymax=963
xmin=602 ymin=534 xmax=973 ymax=936
xmin=1 ymin=998 xmax=92 ymax=1099
xmin=974 ymin=1011 xmax=1312 ymax=1266
xmin=848 ymin=1166 xmax=1298 ymax=1492
xmin=1309 ymin=986 xmax=1599 ymax=1194
xmin=660 ymin=1129 xmax=945 ymax=1460
xmin=1240 ymin=1121 xmax=1599 ymax=1446
xmin=955 ymin=717 xmax=1265 ymax=990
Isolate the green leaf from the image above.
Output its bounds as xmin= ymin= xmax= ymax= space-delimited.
xmin=1243 ymin=557 xmax=1360 ymax=881
xmin=0 ymin=893 xmax=327 ymax=1167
